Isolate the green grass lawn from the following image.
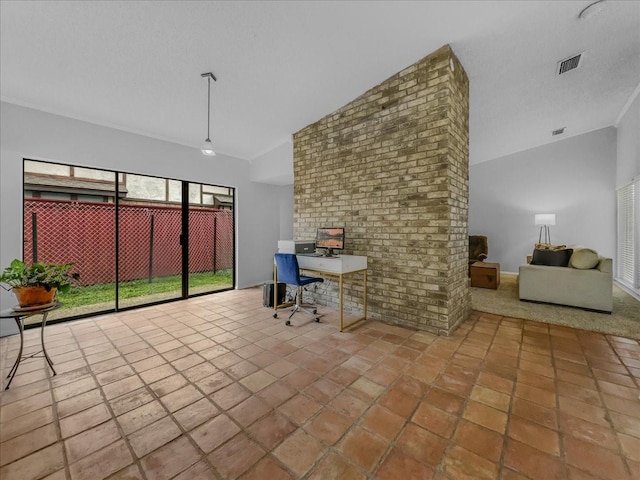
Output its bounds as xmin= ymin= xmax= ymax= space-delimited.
xmin=56 ymin=270 xmax=232 ymax=309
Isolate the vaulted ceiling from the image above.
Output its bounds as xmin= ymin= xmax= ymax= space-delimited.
xmin=1 ymin=1 xmax=638 ymax=167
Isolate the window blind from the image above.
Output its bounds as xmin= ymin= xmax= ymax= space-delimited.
xmin=617 ymin=179 xmax=639 ymax=292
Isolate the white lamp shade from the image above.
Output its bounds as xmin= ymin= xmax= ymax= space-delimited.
xmin=535 ymin=213 xmax=556 ymax=226
xmin=201 ymin=139 xmax=216 ymax=156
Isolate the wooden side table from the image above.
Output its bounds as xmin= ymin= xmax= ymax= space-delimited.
xmin=470 ymin=262 xmax=501 ymax=289
xmin=0 ymin=302 xmax=60 ymax=389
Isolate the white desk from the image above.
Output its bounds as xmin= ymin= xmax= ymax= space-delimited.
xmin=274 ymin=254 xmax=368 ymax=331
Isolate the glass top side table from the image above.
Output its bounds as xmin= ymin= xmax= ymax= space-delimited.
xmin=0 ymin=301 xmax=61 ymax=389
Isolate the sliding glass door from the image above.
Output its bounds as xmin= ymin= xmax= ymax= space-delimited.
xmin=22 ymin=160 xmax=235 ymax=324
xmin=188 ymin=183 xmax=235 ymax=295
xmin=117 ymin=173 xmax=183 ymax=308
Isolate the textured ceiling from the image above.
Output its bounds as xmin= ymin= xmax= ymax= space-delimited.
xmin=1 ymin=1 xmax=638 ymax=166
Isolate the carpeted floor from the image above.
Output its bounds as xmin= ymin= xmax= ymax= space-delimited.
xmin=471 ymin=274 xmax=640 ymax=340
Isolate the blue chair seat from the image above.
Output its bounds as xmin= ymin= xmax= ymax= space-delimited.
xmin=274 ymin=253 xmax=324 ymax=325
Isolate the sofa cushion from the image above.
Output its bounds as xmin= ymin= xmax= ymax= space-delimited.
xmin=570 ymin=248 xmax=600 ymax=269
xmin=531 ymin=248 xmax=573 ymax=267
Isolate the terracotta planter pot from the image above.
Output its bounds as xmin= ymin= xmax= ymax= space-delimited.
xmin=12 ymin=286 xmax=57 ymax=307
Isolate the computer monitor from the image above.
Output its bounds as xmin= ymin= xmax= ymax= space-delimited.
xmin=316 ymin=227 xmax=345 ymax=256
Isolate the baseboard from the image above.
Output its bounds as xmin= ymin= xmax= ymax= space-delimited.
xmin=614 ymin=280 xmax=640 ymax=302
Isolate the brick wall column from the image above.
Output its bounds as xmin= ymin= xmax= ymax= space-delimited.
xmin=293 ymin=45 xmax=470 ymax=335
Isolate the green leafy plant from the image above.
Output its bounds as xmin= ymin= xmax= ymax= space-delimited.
xmin=0 ymin=259 xmax=79 ymax=294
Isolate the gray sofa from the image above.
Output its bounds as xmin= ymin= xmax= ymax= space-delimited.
xmin=518 ymin=248 xmax=613 ymax=313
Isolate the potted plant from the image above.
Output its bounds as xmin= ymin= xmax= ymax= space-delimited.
xmin=0 ymin=259 xmax=79 ymax=308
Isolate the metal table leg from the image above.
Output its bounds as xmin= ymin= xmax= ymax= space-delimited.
xmin=5 ymin=316 xmax=25 ymax=390
xmin=40 ymin=312 xmax=56 ymax=375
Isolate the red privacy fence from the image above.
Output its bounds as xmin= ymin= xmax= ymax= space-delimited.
xmin=23 ymin=199 xmax=233 ymax=286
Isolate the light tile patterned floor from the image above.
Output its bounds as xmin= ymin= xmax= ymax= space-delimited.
xmin=0 ymin=287 xmax=639 ymax=479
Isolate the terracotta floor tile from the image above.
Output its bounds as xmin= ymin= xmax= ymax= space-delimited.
xmin=140 ymin=436 xmax=200 ymax=480
xmin=508 ymin=415 xmax=560 ymax=456
xmin=1 ymin=290 xmax=639 ymax=480
xmin=339 ymin=426 xmax=388 ymax=472
xmin=240 ymin=456 xmax=295 ymax=480
xmin=412 ymin=401 xmax=458 ymax=439
xmin=109 ymin=388 xmax=155 ymax=417
xmin=601 ymin=393 xmax=640 ymax=419
xmin=564 ymin=435 xmax=629 ymax=479
xmin=190 ymin=414 xmax=240 ymax=453
xmin=305 ymin=407 xmax=353 ymax=445
xmin=282 ymin=368 xmax=319 ymax=389
xmin=210 ymin=382 xmax=251 ymax=410
xmin=68 ymin=440 xmax=133 ymax=480
xmin=558 ymin=396 xmax=610 ymax=427
xmin=618 ymin=433 xmax=640 ymax=462
xmin=379 ymin=387 xmax=420 ymax=417
xmin=0 ymin=390 xmax=52 ymax=422
xmin=444 ymin=444 xmax=498 ymax=480
xmin=470 ymin=384 xmax=511 ymax=412
xmin=0 ymin=443 xmax=64 ymax=480
xmin=511 ymin=396 xmax=558 ymax=430
xmin=207 ymin=433 xmax=265 ymax=479
xmin=56 ymin=389 xmax=104 ymax=419
xmin=279 ymin=394 xmax=322 ymax=424
xmin=159 ymin=384 xmax=203 ymax=413
xmin=504 ymin=439 xmax=565 ymax=480
xmin=360 ymin=404 xmax=405 ymax=441
xmin=257 ymin=380 xmax=298 ymax=407
xmin=609 ymin=411 xmax=640 ymax=438
xmin=0 ymin=423 xmax=58 ymax=467
xmin=128 ymin=416 xmax=181 ymax=458
xmin=463 ymin=400 xmax=508 ymax=434
xmin=559 ymin=412 xmax=619 ymax=450
xmin=149 ymin=374 xmax=188 ymax=397
xmin=60 ymin=403 xmax=111 ymax=438
xmin=194 ymin=371 xmax=233 ymax=395
xmin=173 ymin=398 xmax=219 ymax=431
xmin=273 ymin=429 xmax=326 ymax=477
xmin=396 ymin=423 xmax=448 ymax=467
xmin=452 ymin=419 xmax=503 ymax=463
xmin=229 ymin=395 xmax=271 ymax=427
xmin=239 ymin=370 xmax=277 ymax=393
xmin=117 ymin=401 xmax=166 ymax=436
xmin=423 ymin=387 xmax=466 ymax=415
xmin=248 ymin=411 xmax=297 ymax=450
xmin=53 ymin=376 xmax=98 ymax=401
xmin=102 ymin=375 xmax=145 ymax=400
xmin=0 ymin=406 xmax=54 ymax=443
xmin=514 ymin=382 xmax=556 ymax=408
xmin=476 ymin=371 xmax=514 ymax=395
xmin=375 ymin=446 xmax=433 ymax=480
xmin=64 ymin=420 xmax=121 ymax=464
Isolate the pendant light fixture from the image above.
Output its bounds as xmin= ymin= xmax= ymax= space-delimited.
xmin=201 ymin=72 xmax=217 ymax=156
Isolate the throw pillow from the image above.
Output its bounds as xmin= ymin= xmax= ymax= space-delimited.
xmin=569 ymin=248 xmax=599 ymax=269
xmin=531 ymin=248 xmax=573 ymax=267
xmin=534 ymin=243 xmax=568 ymax=251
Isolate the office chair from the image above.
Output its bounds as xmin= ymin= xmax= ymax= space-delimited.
xmin=274 ymin=253 xmax=324 ymax=326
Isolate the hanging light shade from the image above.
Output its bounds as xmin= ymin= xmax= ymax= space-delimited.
xmin=201 ymin=72 xmax=217 ymax=156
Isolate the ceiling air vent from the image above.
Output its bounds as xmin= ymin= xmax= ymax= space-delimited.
xmin=552 ymin=127 xmax=566 ymax=136
xmin=557 ymin=53 xmax=583 ymax=75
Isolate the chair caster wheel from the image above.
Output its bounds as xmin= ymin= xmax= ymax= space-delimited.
xmin=273 ymin=313 xmax=278 ymax=318
xmin=285 ymin=320 xmax=291 ymax=326
xmin=315 ymin=317 xmax=320 ymax=322
xmin=312 ymin=309 xmax=317 ymax=314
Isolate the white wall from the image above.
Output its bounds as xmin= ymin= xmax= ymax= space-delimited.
xmin=0 ymin=102 xmax=283 ymax=314
xmin=616 ymin=87 xmax=640 ymax=187
xmin=470 ymin=127 xmax=617 ymax=274
xmin=278 ymin=185 xmax=294 ymax=239
xmin=250 ymin=139 xmax=294 ymax=186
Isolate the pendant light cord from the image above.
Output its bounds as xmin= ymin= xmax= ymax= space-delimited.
xmin=207 ymin=76 xmax=211 ymax=141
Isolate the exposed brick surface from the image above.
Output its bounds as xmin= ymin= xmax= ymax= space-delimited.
xmin=293 ymin=45 xmax=470 ymax=335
